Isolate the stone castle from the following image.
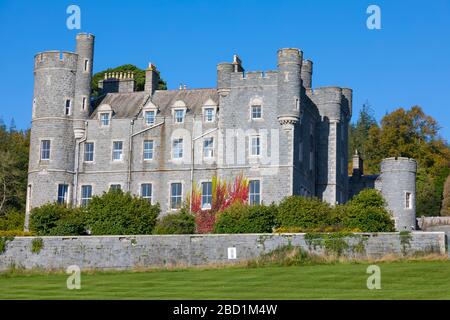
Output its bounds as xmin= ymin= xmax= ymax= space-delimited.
xmin=25 ymin=33 xmax=417 ymax=231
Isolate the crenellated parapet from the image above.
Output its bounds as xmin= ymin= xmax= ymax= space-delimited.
xmin=308 ymin=86 xmax=351 ymax=122
xmin=34 ymin=51 xmax=78 ymax=71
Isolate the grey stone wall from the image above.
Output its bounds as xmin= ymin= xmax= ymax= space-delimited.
xmin=0 ymin=232 xmax=444 ymax=271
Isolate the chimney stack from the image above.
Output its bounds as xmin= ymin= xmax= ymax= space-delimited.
xmin=145 ymin=62 xmax=160 ymax=95
xmin=99 ymin=71 xmax=135 ymax=94
xmin=232 ymin=54 xmax=244 ymax=72
xmin=352 ymin=150 xmax=364 ymax=177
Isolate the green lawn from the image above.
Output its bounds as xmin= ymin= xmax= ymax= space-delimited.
xmin=1 ymin=260 xmax=450 ymax=299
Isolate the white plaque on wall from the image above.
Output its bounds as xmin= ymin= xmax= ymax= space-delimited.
xmin=227 ymin=247 xmax=237 ymax=260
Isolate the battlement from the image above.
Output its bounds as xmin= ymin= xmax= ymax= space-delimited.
xmin=229 ymin=70 xmax=278 ymax=86
xmin=233 ymin=70 xmax=278 ymax=79
xmin=34 ymin=51 xmax=78 ymax=70
xmin=381 ymin=157 xmax=417 ymax=173
xmin=103 ymin=71 xmax=135 ymax=80
xmin=277 ymin=48 xmax=302 ymax=65
xmin=76 ymin=32 xmax=95 ymax=40
xmin=310 ymin=86 xmax=343 ymax=103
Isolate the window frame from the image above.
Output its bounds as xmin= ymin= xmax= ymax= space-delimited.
xmin=100 ymin=112 xmax=111 ymax=127
xmin=65 ymin=99 xmax=72 ymax=116
xmin=57 ymin=184 xmax=69 ymax=205
xmin=109 ymin=184 xmax=122 ymax=191
xmin=144 ymin=110 xmax=156 ymax=126
xmin=143 ymin=140 xmax=154 ymax=161
xmin=141 ymin=183 xmax=153 ymax=204
xmin=81 ymin=185 xmax=92 ymax=206
xmin=201 ymin=181 xmax=213 ymax=210
xmin=170 ymin=182 xmax=183 ymax=210
xmin=203 ymin=137 xmax=214 ymax=159
xmin=82 ymin=96 xmax=87 ymax=111
xmin=250 ymin=135 xmax=261 ymax=157
xmin=112 ymin=141 xmax=124 ymax=161
xmin=40 ymin=139 xmax=51 ymax=161
xmin=405 ymin=192 xmax=413 ymax=209
xmin=84 ymin=142 xmax=95 ymax=162
xmin=250 ymin=105 xmax=262 ymax=120
xmin=172 ymin=138 xmax=184 ymax=160
xmin=203 ymin=107 xmax=216 ymax=123
xmin=248 ymin=180 xmax=261 ymax=205
xmin=173 ymin=109 xmax=186 ymax=124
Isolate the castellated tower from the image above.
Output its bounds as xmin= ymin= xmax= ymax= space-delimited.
xmin=378 ymin=157 xmax=417 ymax=231
xmin=300 ymin=60 xmax=313 ymax=89
xmin=277 ymin=48 xmax=302 ymax=129
xmin=25 ymin=33 xmax=95 ymax=230
xmin=311 ymin=87 xmax=352 ymax=205
xmin=73 ymin=33 xmax=94 ymax=133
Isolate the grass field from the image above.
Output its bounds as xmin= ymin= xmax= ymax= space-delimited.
xmin=1 ymin=260 xmax=450 ymax=299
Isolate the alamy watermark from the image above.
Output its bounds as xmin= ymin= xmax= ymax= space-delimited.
xmin=367 ymin=5 xmax=381 ymax=30
xmin=66 ymin=265 xmax=81 ymax=290
xmin=366 ymin=265 xmax=381 ymax=290
xmin=66 ymin=5 xmax=81 ymax=30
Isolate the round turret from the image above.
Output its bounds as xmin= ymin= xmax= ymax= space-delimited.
xmin=217 ymin=62 xmax=234 ymax=92
xmin=301 ymin=59 xmax=313 ymax=89
xmin=73 ymin=33 xmax=95 ymax=130
xmin=379 ymin=157 xmax=417 ymax=230
xmin=28 ymin=49 xmax=79 ymax=214
xmin=311 ymin=87 xmax=343 ymax=121
xmin=277 ymin=48 xmax=302 ymax=127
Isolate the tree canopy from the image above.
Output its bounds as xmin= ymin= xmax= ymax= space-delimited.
xmin=349 ymin=105 xmax=450 ymax=216
xmin=0 ymin=118 xmax=29 ymax=220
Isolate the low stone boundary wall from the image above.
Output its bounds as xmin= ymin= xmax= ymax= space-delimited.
xmin=418 ymin=216 xmax=450 ymax=230
xmin=0 ymin=232 xmax=446 ymax=271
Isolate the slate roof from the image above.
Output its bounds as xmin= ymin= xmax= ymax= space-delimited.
xmin=91 ymin=88 xmax=218 ymax=119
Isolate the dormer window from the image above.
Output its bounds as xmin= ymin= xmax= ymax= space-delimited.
xmin=202 ymin=99 xmax=218 ymax=123
xmin=172 ymin=100 xmax=187 ymax=124
xmin=100 ymin=113 xmax=110 ymax=126
xmin=174 ymin=109 xmax=185 ymax=123
xmin=204 ymin=107 xmax=215 ymax=122
xmin=97 ymin=104 xmax=113 ymax=127
xmin=145 ymin=110 xmax=156 ymax=125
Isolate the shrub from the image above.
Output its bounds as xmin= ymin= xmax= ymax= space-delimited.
xmin=153 ymin=209 xmax=195 ymax=235
xmin=195 ymin=210 xmax=217 ymax=234
xmin=0 ymin=209 xmax=25 ymax=231
xmin=189 ymin=175 xmax=249 ymax=233
xmin=0 ymin=236 xmax=14 ymax=254
xmin=276 ymin=196 xmax=334 ymax=229
xmin=340 ymin=189 xmax=395 ymax=232
xmin=347 ymin=189 xmax=385 ymax=208
xmin=84 ymin=189 xmax=159 ymax=235
xmin=31 ymin=238 xmax=44 ymax=254
xmin=47 ymin=211 xmax=86 ymax=236
xmin=29 ymin=203 xmax=85 ymax=236
xmin=213 ymin=203 xmax=276 ymax=234
xmin=0 ymin=230 xmax=33 ymax=237
xmin=341 ymin=206 xmax=395 ymax=232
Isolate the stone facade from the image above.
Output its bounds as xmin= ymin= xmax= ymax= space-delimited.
xmin=0 ymin=232 xmax=445 ymax=271
xmin=25 ymin=33 xmax=417 ymax=231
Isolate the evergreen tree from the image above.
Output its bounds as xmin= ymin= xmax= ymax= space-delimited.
xmin=348 ymin=101 xmax=378 ymax=173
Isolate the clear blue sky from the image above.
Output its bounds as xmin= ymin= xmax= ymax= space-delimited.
xmin=0 ymin=0 xmax=449 ymax=141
